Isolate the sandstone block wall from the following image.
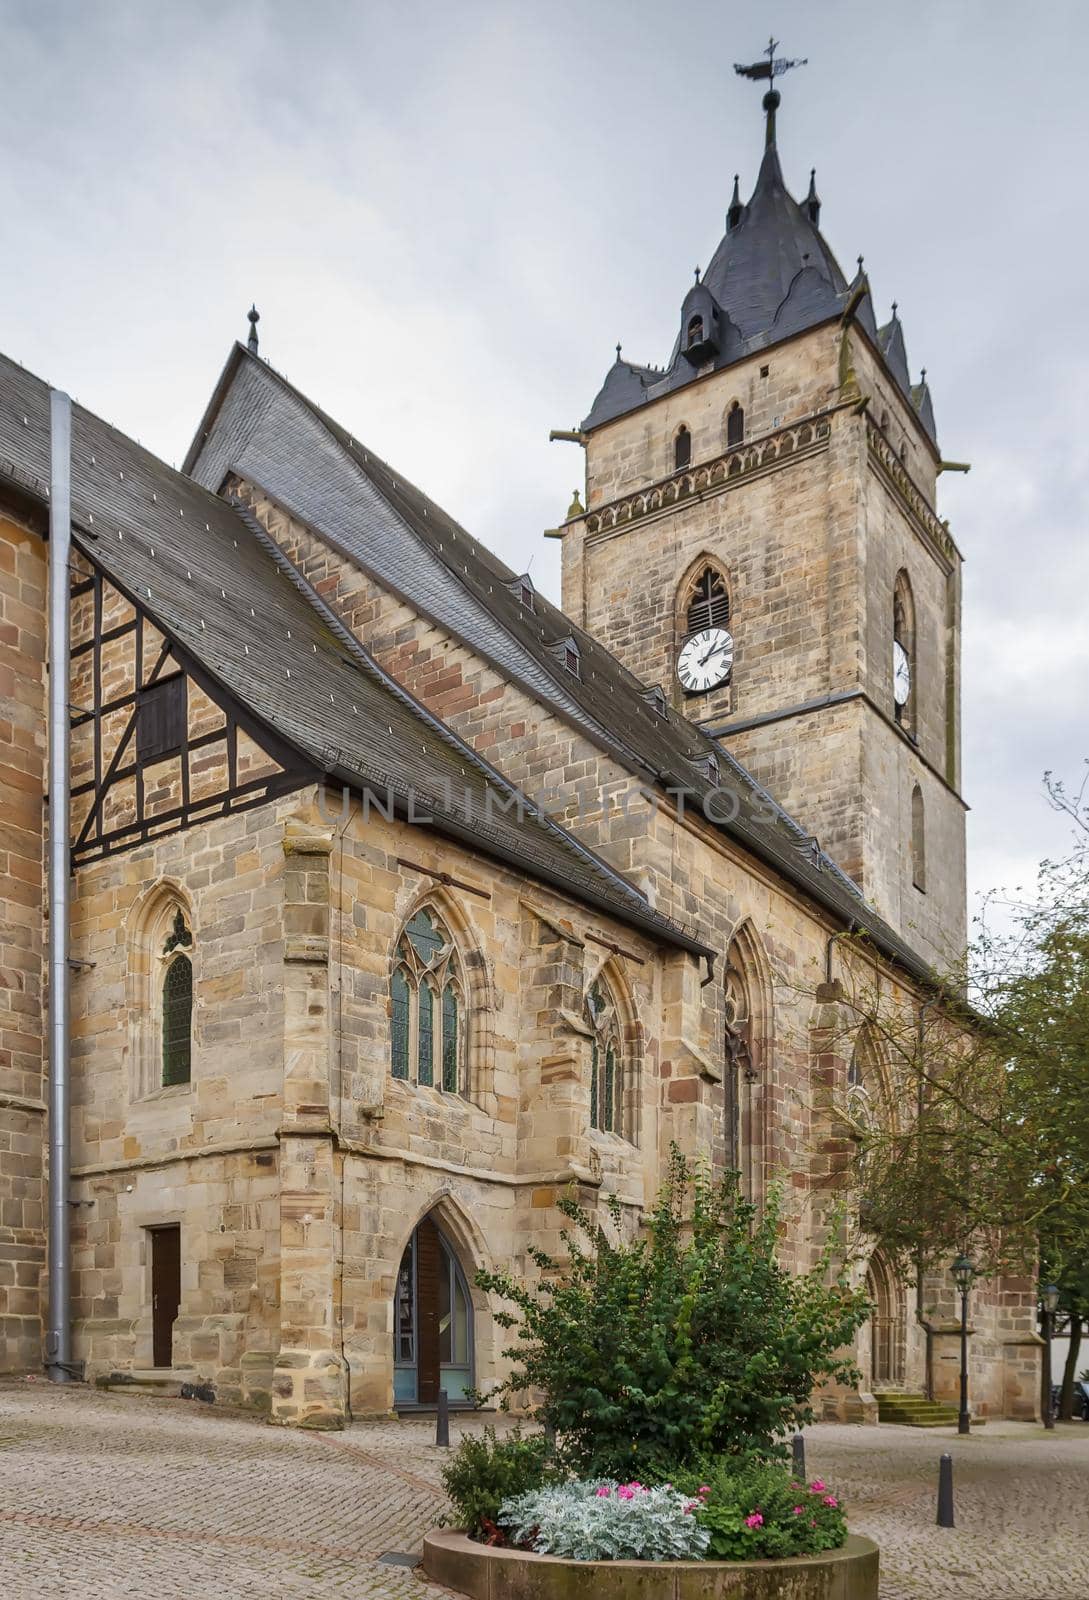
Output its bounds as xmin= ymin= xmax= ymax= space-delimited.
xmin=0 ymin=512 xmax=46 ymax=1372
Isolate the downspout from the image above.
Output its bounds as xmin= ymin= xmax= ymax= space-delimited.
xmin=45 ymin=390 xmax=73 ymax=1382
xmin=914 ymin=996 xmax=938 ymax=1399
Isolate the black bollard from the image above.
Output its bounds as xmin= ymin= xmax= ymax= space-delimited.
xmin=436 ymin=1388 xmax=450 ymax=1448
xmin=936 ymin=1452 xmax=954 ymax=1527
xmin=792 ymin=1433 xmax=806 ymax=1482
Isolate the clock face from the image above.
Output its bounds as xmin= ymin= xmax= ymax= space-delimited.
xmin=892 ymin=639 xmax=912 ymax=706
xmin=678 ymin=627 xmax=734 ymax=694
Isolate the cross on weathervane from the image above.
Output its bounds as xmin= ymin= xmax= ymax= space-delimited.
xmin=734 ymin=38 xmax=807 ymax=146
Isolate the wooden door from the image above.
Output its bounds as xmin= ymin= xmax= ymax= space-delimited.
xmin=415 ymin=1218 xmax=442 ymax=1405
xmin=151 ymin=1226 xmax=181 ymax=1368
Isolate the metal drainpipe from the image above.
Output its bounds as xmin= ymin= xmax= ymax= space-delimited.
xmin=915 ymin=996 xmax=938 ymax=1401
xmin=46 ymin=389 xmax=72 ymax=1382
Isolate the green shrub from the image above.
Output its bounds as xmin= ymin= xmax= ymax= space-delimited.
xmin=440 ymin=1426 xmax=558 ymax=1540
xmin=674 ymin=1457 xmax=848 ymax=1560
xmin=476 ymin=1148 xmax=869 ymax=1479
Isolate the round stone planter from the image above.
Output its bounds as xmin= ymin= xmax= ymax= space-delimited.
xmin=423 ymin=1528 xmax=879 ymax=1600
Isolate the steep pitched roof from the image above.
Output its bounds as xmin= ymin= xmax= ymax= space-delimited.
xmin=185 ymin=345 xmax=939 ymax=988
xmin=581 ymin=122 xmax=939 ymax=452
xmin=0 ymin=352 xmax=707 ymax=958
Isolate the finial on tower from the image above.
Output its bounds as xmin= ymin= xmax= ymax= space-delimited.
xmin=615 ymin=341 xmax=622 ymax=362
xmin=246 ymin=304 xmax=260 ymax=355
xmin=694 ymin=265 xmax=701 ymax=284
xmin=727 ymin=173 xmax=744 ymax=231
xmin=805 ymin=167 xmax=821 ymax=226
xmin=734 ymin=36 xmax=808 ymax=148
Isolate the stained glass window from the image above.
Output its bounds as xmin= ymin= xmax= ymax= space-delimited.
xmin=162 ymin=954 xmax=192 ymax=1087
xmin=586 ymin=977 xmax=624 ymax=1137
xmin=391 ymin=969 xmax=410 ymax=1080
xmin=389 ymin=908 xmax=464 ymax=1093
xmin=442 ymin=985 xmax=459 ymax=1092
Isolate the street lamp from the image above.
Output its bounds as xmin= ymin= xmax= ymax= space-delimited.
xmin=951 ymin=1253 xmax=975 ymax=1435
xmin=1041 ymin=1281 xmax=1060 ymax=1431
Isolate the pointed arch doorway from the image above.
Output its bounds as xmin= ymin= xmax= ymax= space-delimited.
xmin=866 ymin=1252 xmax=905 ymax=1389
xmin=394 ymin=1216 xmax=474 ymax=1407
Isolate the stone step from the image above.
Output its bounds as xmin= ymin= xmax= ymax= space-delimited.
xmin=875 ymin=1391 xmax=960 ymax=1427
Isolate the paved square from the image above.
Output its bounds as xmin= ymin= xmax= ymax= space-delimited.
xmin=1 ymin=1382 xmax=1086 ymax=1598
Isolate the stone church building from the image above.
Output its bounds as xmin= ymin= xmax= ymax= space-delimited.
xmin=0 ymin=85 xmax=1040 ymax=1426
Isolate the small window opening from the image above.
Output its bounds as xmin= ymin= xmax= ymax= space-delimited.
xmin=686 ymin=315 xmax=704 ymax=350
xmin=674 ymin=425 xmax=691 ymax=470
xmin=137 ymin=675 xmax=187 ymax=763
xmin=726 ymin=401 xmax=745 ymax=447
xmin=911 ymin=784 xmax=926 ymax=892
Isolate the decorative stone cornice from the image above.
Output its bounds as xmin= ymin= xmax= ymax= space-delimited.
xmin=580 ymin=413 xmax=834 ymax=541
xmin=865 ymin=414 xmax=959 ymax=569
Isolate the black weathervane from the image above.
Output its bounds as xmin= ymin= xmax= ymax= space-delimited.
xmin=733 ymin=36 xmax=808 ymax=84
xmin=734 ymin=37 xmax=807 ymax=147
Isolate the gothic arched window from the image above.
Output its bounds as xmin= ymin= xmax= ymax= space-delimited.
xmin=726 ymin=400 xmax=745 ymax=447
xmin=390 ymin=907 xmax=465 ymax=1092
xmin=586 ymin=975 xmax=624 ymax=1136
xmin=911 ymin=783 xmax=926 ymax=891
xmin=686 ymin=568 xmax=731 ymax=636
xmin=892 ymin=569 xmax=916 ymax=732
xmin=161 ymin=908 xmax=193 ymax=1087
xmin=724 ymin=923 xmax=771 ymax=1200
xmin=674 ymin=425 xmax=692 ymax=471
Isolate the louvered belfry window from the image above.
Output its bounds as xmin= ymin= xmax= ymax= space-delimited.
xmin=390 ymin=908 xmax=464 ymax=1093
xmin=686 ymin=569 xmax=731 ymax=636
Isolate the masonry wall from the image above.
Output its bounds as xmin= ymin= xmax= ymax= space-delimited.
xmin=67 ymin=799 xmax=290 ymax=1395
xmin=0 ymin=511 xmax=47 ymax=1372
xmin=228 ymin=482 xmax=990 ymax=1416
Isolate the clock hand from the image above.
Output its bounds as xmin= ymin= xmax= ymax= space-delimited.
xmin=698 ymin=642 xmax=731 ymax=666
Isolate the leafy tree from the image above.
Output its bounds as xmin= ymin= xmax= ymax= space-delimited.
xmin=476 ymin=1149 xmax=869 ymax=1481
xmin=802 ymin=767 xmax=1089 ymax=1282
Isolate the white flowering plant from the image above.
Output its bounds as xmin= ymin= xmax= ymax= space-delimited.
xmin=497 ymin=1479 xmax=711 ymax=1562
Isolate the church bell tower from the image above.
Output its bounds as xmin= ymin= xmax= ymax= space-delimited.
xmin=555 ymin=51 xmax=967 ymax=969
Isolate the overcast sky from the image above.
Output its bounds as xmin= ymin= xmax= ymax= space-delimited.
xmin=3 ymin=0 xmax=1086 ymax=929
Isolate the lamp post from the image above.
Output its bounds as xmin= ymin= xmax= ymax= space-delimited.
xmin=1041 ymin=1281 xmax=1060 ymax=1430
xmin=951 ymin=1254 xmax=975 ymax=1435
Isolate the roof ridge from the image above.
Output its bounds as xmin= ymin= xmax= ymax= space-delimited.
xmin=226 ymin=495 xmax=695 ymax=937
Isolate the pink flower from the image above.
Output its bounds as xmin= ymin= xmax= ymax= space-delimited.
xmin=744 ymin=1512 xmax=764 ymax=1529
xmin=809 ymin=1480 xmax=826 ymax=1493
xmin=823 ymin=1495 xmax=838 ymax=1508
xmin=793 ymin=1506 xmax=804 ymax=1515
xmin=617 ymin=1486 xmax=636 ymax=1500
xmin=698 ymin=1485 xmax=711 ymax=1496
xmin=595 ymin=1486 xmax=612 ymax=1498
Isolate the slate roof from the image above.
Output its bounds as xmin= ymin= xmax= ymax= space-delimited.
xmin=185 ymin=344 xmax=939 ymax=988
xmin=0 ymin=352 xmax=708 ymax=958
xmin=581 ymin=126 xmax=938 ymax=450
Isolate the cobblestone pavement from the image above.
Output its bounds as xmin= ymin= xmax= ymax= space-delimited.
xmin=1 ymin=1382 xmax=1088 ymax=1598
xmin=800 ymin=1418 xmax=1089 ymax=1600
